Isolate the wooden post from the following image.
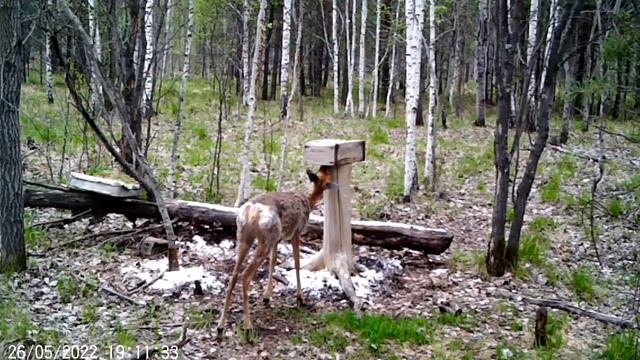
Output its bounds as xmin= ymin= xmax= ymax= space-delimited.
xmin=303 ymin=139 xmax=365 ymax=306
xmin=535 ymin=306 xmax=548 ymax=348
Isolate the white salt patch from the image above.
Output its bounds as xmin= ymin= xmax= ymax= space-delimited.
xmin=187 ymin=235 xmax=235 ymax=260
xmin=277 ymin=245 xmax=400 ymax=298
xmin=120 ymin=258 xmax=224 ymax=294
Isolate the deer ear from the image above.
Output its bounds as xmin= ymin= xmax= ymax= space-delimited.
xmin=306 ymin=169 xmax=319 ymax=183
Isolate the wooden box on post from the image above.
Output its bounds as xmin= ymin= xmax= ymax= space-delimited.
xmin=304 ymin=139 xmax=365 ymax=166
xmin=303 ymin=139 xmax=365 ymax=307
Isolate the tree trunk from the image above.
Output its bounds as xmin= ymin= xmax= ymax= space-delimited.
xmin=45 ymin=0 xmax=54 ymax=103
xmin=559 ymin=59 xmax=574 ymax=144
xmin=241 ymin=0 xmax=251 ymax=106
xmin=88 ymin=0 xmax=103 ymax=112
xmin=262 ymin=2 xmax=275 ymax=100
xmin=448 ymin=0 xmax=463 ymax=117
xmin=142 ymin=0 xmax=154 ymax=121
xmin=384 ymin=2 xmax=401 ymax=118
xmin=236 ymin=0 xmax=269 ymax=207
xmin=525 ymin=0 xmax=540 ymax=132
xmin=487 ymin=0 xmax=511 ymax=277
xmin=345 ymin=0 xmax=356 ymax=116
xmin=474 ymin=0 xmax=488 ymax=127
xmin=505 ymin=0 xmax=582 ymax=270
xmin=276 ymin=0 xmax=295 ymax=191
xmin=167 ymin=0 xmax=194 ymax=197
xmin=23 ymin=189 xmax=453 ymax=254
xmin=332 ymin=0 xmax=340 ymax=114
xmin=357 ymin=0 xmax=367 ymax=117
xmin=0 ymin=0 xmax=27 ymax=273
xmin=371 ymin=0 xmax=381 ymax=117
xmin=403 ymin=0 xmax=425 ymax=202
xmin=159 ymin=0 xmax=173 ymax=78
xmin=424 ymin=0 xmax=436 ymax=191
xmin=270 ymin=10 xmax=282 ymax=101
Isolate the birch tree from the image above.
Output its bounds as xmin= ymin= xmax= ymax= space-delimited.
xmin=236 ymin=0 xmax=268 ymax=207
xmin=525 ymin=0 xmax=540 ymax=131
xmin=160 ymin=0 xmax=174 ymax=78
xmin=142 ymin=0 xmax=155 ymax=120
xmin=44 ymin=0 xmax=54 ymax=103
xmin=277 ymin=0 xmax=304 ymax=191
xmin=332 ymin=0 xmax=339 ymax=114
xmin=88 ymin=0 xmax=102 ymax=111
xmin=371 ymin=0 xmax=381 ymax=118
xmin=448 ymin=0 xmax=463 ymax=117
xmin=384 ymin=2 xmax=401 ymax=118
xmin=474 ymin=0 xmax=488 ymax=127
xmin=345 ymin=0 xmax=356 ymax=116
xmin=424 ymin=0 xmax=436 ymax=191
xmin=167 ymin=0 xmax=195 ymax=197
xmin=241 ymin=0 xmax=251 ymax=106
xmin=357 ymin=0 xmax=367 ymax=117
xmin=403 ymin=0 xmax=425 ymax=202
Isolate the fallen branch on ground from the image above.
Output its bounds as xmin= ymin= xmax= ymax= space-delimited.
xmin=494 ymin=289 xmax=636 ymax=329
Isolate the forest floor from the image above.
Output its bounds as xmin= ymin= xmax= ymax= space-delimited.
xmin=2 ymin=77 xmax=639 ymax=359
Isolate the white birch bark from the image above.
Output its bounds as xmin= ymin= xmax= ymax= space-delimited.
xmin=345 ymin=0 xmax=356 ymax=116
xmin=525 ymin=0 xmax=539 ymax=122
xmin=332 ymin=0 xmax=340 ymax=114
xmin=474 ymin=0 xmax=488 ymax=126
xmin=142 ymin=0 xmax=155 ymax=119
xmin=384 ymin=2 xmax=401 ymax=118
xmin=241 ymin=0 xmax=251 ymax=106
xmin=277 ymin=0 xmax=304 ymax=192
xmin=357 ymin=0 xmax=367 ymax=117
xmin=448 ymin=0 xmax=462 ymax=115
xmin=403 ymin=0 xmax=425 ymax=201
xmin=371 ymin=0 xmax=381 ymax=117
xmin=424 ymin=0 xmax=436 ymax=190
xmin=540 ymin=0 xmax=559 ymax=93
xmin=45 ymin=0 xmax=54 ymax=103
xmin=236 ymin=0 xmax=268 ymax=207
xmin=160 ymin=0 xmax=174 ymax=78
xmin=167 ymin=0 xmax=195 ymax=197
xmin=88 ymin=0 xmax=102 ymax=111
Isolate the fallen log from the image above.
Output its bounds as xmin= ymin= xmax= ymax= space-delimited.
xmin=24 ymin=189 xmax=453 ymax=254
xmin=494 ymin=289 xmax=636 ymax=329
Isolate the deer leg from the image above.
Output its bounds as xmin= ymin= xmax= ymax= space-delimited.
xmin=216 ymin=238 xmax=250 ymax=336
xmin=241 ymin=243 xmax=269 ymax=330
xmin=292 ymin=235 xmax=304 ymax=306
xmin=262 ymin=245 xmax=278 ymax=305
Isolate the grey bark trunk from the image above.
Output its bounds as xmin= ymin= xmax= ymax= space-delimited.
xmin=0 ymin=0 xmax=27 ymax=273
xmin=474 ymin=0 xmax=488 ymax=127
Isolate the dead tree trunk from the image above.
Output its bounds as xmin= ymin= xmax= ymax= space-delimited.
xmin=23 ymin=188 xmax=454 ymax=254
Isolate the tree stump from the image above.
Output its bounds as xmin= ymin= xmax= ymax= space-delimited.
xmin=535 ymin=306 xmax=548 ymax=348
xmin=302 ymin=139 xmax=365 ymax=307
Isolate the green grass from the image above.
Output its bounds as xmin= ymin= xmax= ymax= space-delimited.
xmin=599 ymin=330 xmax=639 ymax=360
xmin=454 ymin=142 xmax=494 ymax=182
xmin=82 ymin=301 xmax=99 ymax=323
xmin=186 ymin=305 xmax=217 ymax=330
xmin=310 ymin=327 xmax=349 ymax=353
xmin=529 ymin=216 xmax=558 ymax=233
xmin=323 ymin=310 xmax=435 ymax=352
xmin=570 ymin=265 xmax=597 ymax=302
xmin=519 ymin=232 xmax=548 ymax=267
xmin=536 ymin=312 xmax=570 ymax=358
xmin=541 ymin=172 xmax=563 ymax=203
xmin=386 ymin=164 xmax=405 ymax=200
xmin=0 ymin=296 xmax=35 ymax=341
xmin=114 ymin=324 xmax=137 ymax=348
xmin=607 ymin=198 xmax=627 ymax=218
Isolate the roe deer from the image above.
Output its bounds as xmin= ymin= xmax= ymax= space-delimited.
xmin=216 ymin=166 xmax=336 ymax=336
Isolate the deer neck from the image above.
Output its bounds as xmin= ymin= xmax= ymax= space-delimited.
xmin=307 ymin=188 xmax=324 ymax=210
